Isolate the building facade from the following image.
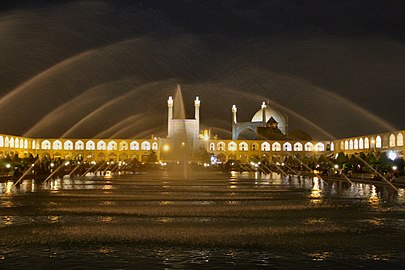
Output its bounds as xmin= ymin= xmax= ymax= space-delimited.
xmin=0 ymin=96 xmax=403 ymax=164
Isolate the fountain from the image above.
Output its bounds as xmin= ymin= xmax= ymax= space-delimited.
xmin=165 ymin=85 xmax=201 ymax=178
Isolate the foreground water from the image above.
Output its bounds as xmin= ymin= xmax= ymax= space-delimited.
xmin=1 ymin=170 xmax=405 ymax=269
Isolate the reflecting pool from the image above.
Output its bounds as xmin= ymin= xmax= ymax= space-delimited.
xmin=1 ymin=171 xmax=405 ymax=268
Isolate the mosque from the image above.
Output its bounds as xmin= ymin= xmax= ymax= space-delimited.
xmin=232 ymin=102 xmax=288 ymax=140
xmin=0 ymin=90 xmax=403 ymax=165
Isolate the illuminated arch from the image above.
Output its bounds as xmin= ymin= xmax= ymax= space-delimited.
xmin=397 ymin=133 xmax=404 ymax=147
xmin=239 ymin=142 xmax=248 ymax=151
xmin=41 ymin=140 xmax=51 ymax=150
xmin=152 ymin=142 xmax=158 ymax=151
xmin=107 ymin=141 xmax=117 ymax=151
xmin=64 ymin=140 xmax=73 ymax=150
xmin=304 ymin=142 xmax=313 ymax=151
xmin=217 ymin=141 xmax=225 ymax=151
xmin=209 ymin=142 xmax=215 ymax=151
xmin=364 ymin=137 xmax=369 ymax=149
xmin=15 ymin=138 xmax=19 ymax=148
xmin=261 ymin=142 xmax=270 ymax=151
xmin=53 ymin=140 xmax=62 ymax=150
xmin=354 ymin=139 xmax=358 ymax=150
xmin=32 ymin=140 xmax=36 ymax=150
xmin=97 ymin=140 xmax=106 ymax=150
xmin=376 ymin=136 xmax=382 ymax=148
xmin=9 ymin=137 xmax=14 ymax=148
xmin=228 ymin=141 xmax=237 ymax=151
xmin=24 ymin=139 xmax=28 ymax=149
xmin=359 ymin=138 xmax=364 ymax=149
xmin=283 ymin=142 xmax=292 ymax=151
xmin=294 ymin=142 xmax=303 ymax=151
xmin=0 ymin=136 xmax=3 ymax=147
xmin=315 ymin=142 xmax=325 ymax=152
xmin=141 ymin=141 xmax=151 ymax=150
xmin=370 ymin=137 xmax=375 ymax=149
xmin=75 ymin=140 xmax=84 ymax=150
xmin=349 ymin=140 xmax=353 ymax=150
xmin=389 ymin=134 xmax=396 ymax=147
xmin=130 ymin=141 xmax=139 ymax=150
xmin=272 ymin=142 xmax=281 ymax=151
xmin=86 ymin=140 xmax=95 ymax=150
xmin=330 ymin=142 xmax=334 ymax=151
xmin=119 ymin=141 xmax=128 ymax=151
xmin=344 ymin=140 xmax=348 ymax=150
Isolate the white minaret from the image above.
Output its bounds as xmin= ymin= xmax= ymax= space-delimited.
xmin=261 ymin=102 xmax=267 ymax=123
xmin=167 ymin=96 xmax=173 ymax=138
xmin=232 ymin=105 xmax=237 ymax=124
xmin=194 ymin=96 xmax=200 ymax=138
xmin=194 ymin=96 xmax=200 ymax=121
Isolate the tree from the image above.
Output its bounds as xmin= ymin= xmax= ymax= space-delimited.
xmin=336 ymin=152 xmax=348 ymax=166
xmin=147 ymin=151 xmax=158 ymax=163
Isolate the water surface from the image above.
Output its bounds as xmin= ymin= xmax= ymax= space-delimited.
xmin=1 ymin=170 xmax=405 ymax=269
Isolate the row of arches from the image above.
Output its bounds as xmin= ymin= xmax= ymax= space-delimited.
xmin=0 ymin=136 xmax=29 ymax=149
xmin=39 ymin=140 xmax=159 ymax=151
xmin=210 ymin=141 xmax=332 ymax=152
xmin=341 ymin=133 xmax=403 ymax=151
xmin=0 ymin=136 xmax=159 ymax=152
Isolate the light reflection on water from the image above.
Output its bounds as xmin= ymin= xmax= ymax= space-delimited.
xmin=0 ymin=171 xmax=405 ymax=268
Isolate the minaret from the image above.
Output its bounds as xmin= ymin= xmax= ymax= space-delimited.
xmin=261 ymin=102 xmax=267 ymax=123
xmin=194 ymin=96 xmax=200 ymax=138
xmin=167 ymin=96 xmax=173 ymax=138
xmin=194 ymin=96 xmax=200 ymax=121
xmin=232 ymin=105 xmax=237 ymax=124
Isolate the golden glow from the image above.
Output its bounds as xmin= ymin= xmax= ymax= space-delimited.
xmin=99 ymin=216 xmax=113 ymax=223
xmin=48 ymin=215 xmax=60 ymax=223
xmin=309 ymin=177 xmax=323 ymax=204
xmin=5 ymin=181 xmax=13 ymax=195
xmin=159 ymin=201 xmax=174 ymax=205
xmin=163 ymin=144 xmax=170 ymax=151
xmin=368 ymin=185 xmax=380 ymax=207
xmin=2 ymin=216 xmax=14 ymax=225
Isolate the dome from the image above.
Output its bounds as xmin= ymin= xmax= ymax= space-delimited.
xmin=251 ymin=107 xmax=286 ymax=134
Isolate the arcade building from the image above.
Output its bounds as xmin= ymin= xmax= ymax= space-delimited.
xmin=0 ymin=93 xmax=403 ymax=165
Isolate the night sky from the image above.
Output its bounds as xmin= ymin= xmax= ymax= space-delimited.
xmin=0 ymin=0 xmax=404 ymax=140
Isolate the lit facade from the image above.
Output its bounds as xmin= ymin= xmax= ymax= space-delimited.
xmin=0 ymin=96 xmax=403 ymax=163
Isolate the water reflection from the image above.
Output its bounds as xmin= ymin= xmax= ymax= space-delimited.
xmin=2 ymin=200 xmax=15 ymax=208
xmin=1 ymin=171 xmax=405 ymax=268
xmin=99 ymin=216 xmax=113 ymax=223
xmin=368 ymin=185 xmax=380 ymax=208
xmin=2 ymin=216 xmax=14 ymax=225
xmin=48 ymin=215 xmax=61 ymax=224
xmin=306 ymin=251 xmax=332 ymax=261
xmin=308 ymin=177 xmax=323 ymax=204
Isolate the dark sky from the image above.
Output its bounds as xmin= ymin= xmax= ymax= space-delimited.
xmin=0 ymin=0 xmax=404 ymax=139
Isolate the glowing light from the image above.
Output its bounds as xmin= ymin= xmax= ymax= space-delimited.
xmin=387 ymin=151 xmax=397 ymax=161
xmin=163 ymin=144 xmax=170 ymax=151
xmin=50 ymin=163 xmax=54 ymax=168
xmin=334 ymin=164 xmax=339 ymax=169
xmin=5 ymin=164 xmax=11 ymax=169
xmin=64 ymin=161 xmax=70 ymax=166
xmin=393 ymin=166 xmax=398 ymax=171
